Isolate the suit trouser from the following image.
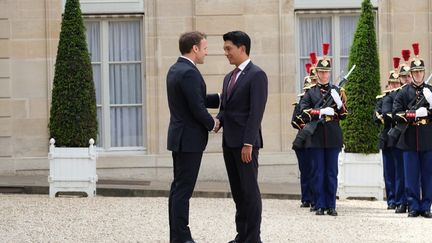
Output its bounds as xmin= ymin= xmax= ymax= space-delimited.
xmin=310 ymin=148 xmax=340 ymax=210
xmin=223 ymin=147 xmax=262 ymax=243
xmin=169 ymin=151 xmax=202 ymax=243
xmin=382 ymin=148 xmax=396 ymax=206
xmin=403 ymin=150 xmax=432 ymax=212
xmin=392 ymin=148 xmax=407 ymax=206
xmin=294 ymin=148 xmax=315 ymax=204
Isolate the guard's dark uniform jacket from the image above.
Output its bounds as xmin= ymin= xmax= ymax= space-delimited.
xmin=291 ymin=100 xmax=304 ymax=130
xmin=300 ymin=83 xmax=347 ymax=148
xmin=292 ymin=93 xmax=316 ymax=206
xmin=373 ymin=94 xmax=387 ymax=149
xmin=381 ymin=89 xmax=401 ymax=147
xmin=393 ymin=83 xmax=432 ymax=151
xmin=382 ymin=87 xmax=407 ymax=209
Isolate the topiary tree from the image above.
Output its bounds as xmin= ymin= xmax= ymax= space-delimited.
xmin=49 ymin=0 xmax=97 ymax=147
xmin=340 ymin=0 xmax=381 ymax=153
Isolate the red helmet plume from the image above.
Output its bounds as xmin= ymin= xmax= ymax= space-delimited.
xmin=412 ymin=42 xmax=419 ymax=57
xmin=305 ymin=63 xmax=312 ymax=73
xmin=401 ymin=49 xmax=410 ymax=62
xmin=309 ymin=52 xmax=317 ymax=65
xmin=392 ymin=57 xmax=400 ymax=69
xmin=322 ymin=43 xmax=330 ymax=56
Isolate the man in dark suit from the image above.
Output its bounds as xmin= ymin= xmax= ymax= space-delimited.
xmin=166 ymin=31 xmax=220 ymax=243
xmin=216 ymin=31 xmax=268 ymax=243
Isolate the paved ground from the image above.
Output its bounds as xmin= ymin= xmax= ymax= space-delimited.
xmin=1 ymin=194 xmax=432 ymax=243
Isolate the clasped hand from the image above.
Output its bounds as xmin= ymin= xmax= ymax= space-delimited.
xmin=213 ymin=117 xmax=221 ymax=132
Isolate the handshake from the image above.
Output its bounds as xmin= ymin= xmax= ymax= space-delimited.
xmin=213 ymin=117 xmax=221 ymax=133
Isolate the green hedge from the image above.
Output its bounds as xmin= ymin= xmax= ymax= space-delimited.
xmin=340 ymin=0 xmax=381 ymax=153
xmin=49 ymin=0 xmax=97 ymax=147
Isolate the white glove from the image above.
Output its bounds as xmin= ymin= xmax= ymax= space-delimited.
xmin=423 ymin=87 xmax=432 ymax=109
xmin=330 ymin=89 xmax=343 ymax=109
xmin=415 ymin=107 xmax=428 ymax=118
xmin=319 ymin=107 xmax=335 ymax=118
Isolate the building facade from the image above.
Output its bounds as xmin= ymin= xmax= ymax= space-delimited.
xmin=0 ymin=0 xmax=431 ymax=184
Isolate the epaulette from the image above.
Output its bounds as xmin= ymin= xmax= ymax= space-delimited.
xmin=388 ymin=87 xmax=402 ymax=93
xmin=376 ymin=94 xmax=385 ymax=99
xmin=396 ymin=112 xmax=408 ymax=123
xmin=291 ymin=121 xmax=301 ymax=130
xmin=308 ymin=84 xmax=317 ymax=89
xmin=292 ymin=102 xmax=298 ymax=106
xmin=303 ymin=108 xmax=312 ymax=120
xmin=388 ymin=84 xmax=405 ymax=93
xmin=297 ymin=92 xmax=305 ymax=97
xmin=296 ymin=115 xmax=305 ymax=124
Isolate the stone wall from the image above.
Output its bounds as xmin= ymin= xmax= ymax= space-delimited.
xmin=1 ymin=0 xmax=429 ymax=184
xmin=145 ymin=0 xmax=299 ymax=183
xmin=0 ymin=0 xmax=61 ymax=174
xmin=379 ymin=0 xmax=432 ymax=87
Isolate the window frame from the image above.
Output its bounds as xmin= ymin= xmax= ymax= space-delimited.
xmin=84 ymin=16 xmax=146 ymax=152
xmin=295 ymin=9 xmax=378 ymax=93
xmin=294 ymin=0 xmax=378 ymax=9
xmin=62 ymin=0 xmax=144 ymax=14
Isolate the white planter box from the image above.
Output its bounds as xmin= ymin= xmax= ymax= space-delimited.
xmin=337 ymin=151 xmax=384 ymax=200
xmin=48 ymin=138 xmax=98 ymax=198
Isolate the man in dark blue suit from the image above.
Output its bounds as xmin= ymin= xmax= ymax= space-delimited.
xmin=166 ymin=31 xmax=220 ymax=243
xmin=216 ymin=31 xmax=268 ymax=243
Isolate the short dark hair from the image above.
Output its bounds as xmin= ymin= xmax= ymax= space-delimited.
xmin=179 ymin=31 xmax=207 ymax=55
xmin=223 ymin=31 xmax=251 ymax=55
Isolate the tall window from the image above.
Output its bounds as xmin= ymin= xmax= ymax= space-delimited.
xmin=85 ymin=19 xmax=144 ymax=150
xmin=296 ymin=12 xmax=362 ymax=89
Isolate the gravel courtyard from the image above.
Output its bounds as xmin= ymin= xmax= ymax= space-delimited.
xmin=1 ymin=194 xmax=431 ymax=242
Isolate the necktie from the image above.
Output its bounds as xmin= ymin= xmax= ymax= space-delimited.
xmin=227 ymin=68 xmax=240 ymax=98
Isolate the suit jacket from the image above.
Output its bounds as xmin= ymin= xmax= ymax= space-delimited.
xmin=166 ymin=57 xmax=216 ymax=152
xmin=217 ymin=61 xmax=268 ymax=148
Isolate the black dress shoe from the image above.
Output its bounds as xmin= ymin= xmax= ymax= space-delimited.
xmin=300 ymin=202 xmax=311 ymax=208
xmin=421 ymin=211 xmax=432 ymax=218
xmin=315 ymin=208 xmax=325 ymax=215
xmin=327 ymin=208 xmax=338 ymax=216
xmin=395 ymin=205 xmax=407 ymax=214
xmin=408 ymin=211 xmax=420 ymax=217
xmin=387 ymin=204 xmax=396 ymax=210
xmin=310 ymin=206 xmax=317 ymax=212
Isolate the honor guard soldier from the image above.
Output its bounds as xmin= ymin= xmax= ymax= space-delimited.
xmin=292 ymin=62 xmax=317 ymax=209
xmin=386 ymin=51 xmax=411 ymax=214
xmin=398 ymin=49 xmax=413 ymax=86
xmin=393 ymin=43 xmax=432 ymax=218
xmin=374 ymin=57 xmax=401 ymax=210
xmin=299 ymin=43 xmax=347 ymax=216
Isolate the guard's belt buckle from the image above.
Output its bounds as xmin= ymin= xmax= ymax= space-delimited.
xmin=415 ymin=118 xmax=429 ymax=125
xmin=325 ymin=115 xmax=333 ymax=122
